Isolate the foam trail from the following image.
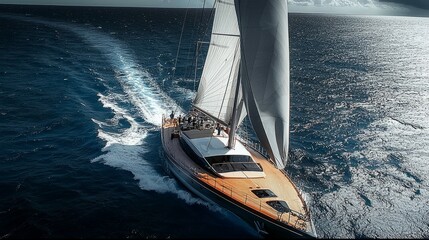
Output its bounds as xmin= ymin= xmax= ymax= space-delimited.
xmin=1 ymin=14 xmax=183 ymax=125
xmin=1 ymin=14 xmax=217 ymax=209
xmin=92 ymin=93 xmax=220 ymax=209
xmin=68 ymin=23 xmax=209 ymax=206
xmin=68 ymin=25 xmax=184 ymax=125
xmin=75 ymin=27 xmax=213 ymax=207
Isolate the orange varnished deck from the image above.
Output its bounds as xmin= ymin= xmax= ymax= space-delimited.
xmin=161 ymin=118 xmax=311 ymax=232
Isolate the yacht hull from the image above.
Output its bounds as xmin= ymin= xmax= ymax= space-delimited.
xmin=161 ymin=125 xmax=315 ymax=239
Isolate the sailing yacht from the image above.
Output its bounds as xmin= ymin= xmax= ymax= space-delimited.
xmin=161 ymin=0 xmax=316 ymax=238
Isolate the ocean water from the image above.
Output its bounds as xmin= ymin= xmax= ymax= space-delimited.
xmin=1 ymin=5 xmax=428 ymax=239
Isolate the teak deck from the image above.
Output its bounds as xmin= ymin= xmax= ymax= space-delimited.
xmin=161 ymin=118 xmax=311 ymax=232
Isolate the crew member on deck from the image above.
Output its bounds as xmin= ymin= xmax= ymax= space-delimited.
xmin=170 ymin=111 xmax=174 ymax=120
xmin=216 ymin=122 xmax=221 ymax=135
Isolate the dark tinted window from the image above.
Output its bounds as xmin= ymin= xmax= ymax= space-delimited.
xmin=252 ymin=189 xmax=277 ymax=198
xmin=266 ymin=200 xmax=291 ymax=213
xmin=206 ymin=155 xmax=263 ymax=173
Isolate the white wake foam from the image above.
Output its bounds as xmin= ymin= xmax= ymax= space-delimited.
xmin=91 ymin=93 xmax=219 ymax=209
xmin=72 ymin=24 xmax=211 ymax=207
xmin=68 ymin=25 xmax=184 ymax=125
xmin=3 ymin=14 xmax=217 ymax=209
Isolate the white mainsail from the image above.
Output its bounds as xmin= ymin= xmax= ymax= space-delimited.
xmin=193 ymin=0 xmax=243 ymax=126
xmin=235 ymin=0 xmax=290 ymax=169
xmin=194 ymin=0 xmax=290 ymax=168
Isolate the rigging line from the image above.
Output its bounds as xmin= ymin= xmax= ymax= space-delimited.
xmin=190 ymin=0 xmax=207 ymax=79
xmin=198 ymin=0 xmax=207 ymax=35
xmin=184 ymin=8 xmax=200 ymax=79
xmin=193 ymin=42 xmax=209 ymax=92
xmin=171 ymin=0 xmax=192 ymax=115
xmin=184 ymin=6 xmax=203 ymax=80
xmin=172 ymin=0 xmax=191 ymax=80
xmin=201 ymin=0 xmax=217 ymax=41
xmin=192 ymin=1 xmax=216 ymax=93
xmin=197 ymin=0 xmax=209 ymax=42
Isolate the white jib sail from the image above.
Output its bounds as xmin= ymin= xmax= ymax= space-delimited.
xmin=193 ymin=0 xmax=243 ymax=126
xmin=235 ymin=0 xmax=290 ymax=168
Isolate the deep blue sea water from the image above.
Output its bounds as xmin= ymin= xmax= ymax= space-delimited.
xmin=1 ymin=5 xmax=428 ymax=239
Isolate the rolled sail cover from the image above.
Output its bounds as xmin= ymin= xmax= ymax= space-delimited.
xmin=235 ymin=0 xmax=290 ymax=168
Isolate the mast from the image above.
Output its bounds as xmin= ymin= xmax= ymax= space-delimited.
xmin=227 ymin=67 xmax=241 ymax=149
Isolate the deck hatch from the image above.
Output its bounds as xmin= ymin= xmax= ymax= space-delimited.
xmin=251 ymin=189 xmax=277 ymax=198
xmin=266 ymin=200 xmax=291 ymax=213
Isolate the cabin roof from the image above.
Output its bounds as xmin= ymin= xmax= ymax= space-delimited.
xmin=182 ymin=129 xmax=251 ymax=157
xmin=181 ymin=129 xmax=213 ymax=139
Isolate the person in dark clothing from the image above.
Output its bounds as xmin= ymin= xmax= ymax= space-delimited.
xmin=170 ymin=111 xmax=174 ymax=120
xmin=216 ymin=122 xmax=221 ymax=135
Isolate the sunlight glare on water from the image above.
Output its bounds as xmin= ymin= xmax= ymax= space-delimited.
xmin=1 ymin=6 xmax=429 ymax=238
xmin=290 ymin=15 xmax=429 ymax=238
